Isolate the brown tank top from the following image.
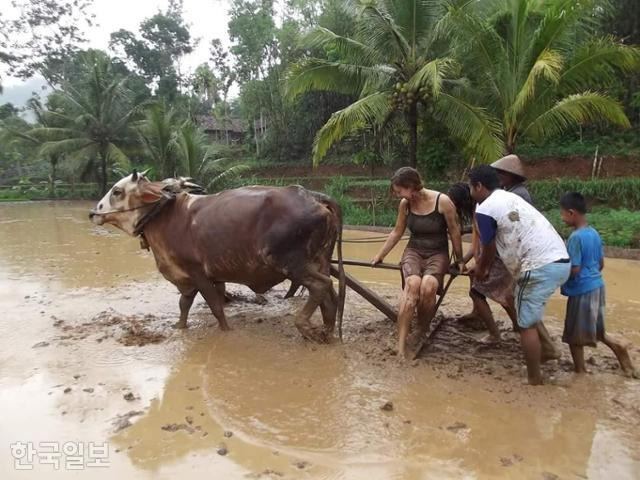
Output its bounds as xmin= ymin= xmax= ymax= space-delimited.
xmin=406 ymin=193 xmax=449 ymax=254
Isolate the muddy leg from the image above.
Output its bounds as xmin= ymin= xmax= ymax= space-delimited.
xmin=294 ymin=265 xmax=332 ymax=343
xmin=458 ymin=277 xmax=480 ymax=323
xmin=215 ymin=282 xmax=231 ymax=303
xmin=319 ymin=284 xmax=338 ymax=339
xmin=569 ymin=345 xmax=587 ymax=373
xmin=398 ymin=276 xmax=421 ymax=360
xmin=414 ymin=275 xmax=438 ymax=340
xmin=199 ymin=282 xmax=231 ymax=331
xmin=284 ymin=281 xmax=301 ymax=299
xmin=602 ymin=334 xmax=638 ymax=378
xmin=537 ymin=321 xmax=561 ymax=362
xmin=501 ymin=295 xmax=520 ymax=332
xmin=520 ymin=326 xmax=543 ymax=385
xmin=470 ymin=290 xmax=500 ymax=342
xmin=175 ymin=289 xmax=197 ymax=329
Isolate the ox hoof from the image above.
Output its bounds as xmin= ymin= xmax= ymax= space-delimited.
xmin=171 ymin=321 xmax=188 ymax=330
xmin=219 ymin=324 xmax=232 ymax=332
xmin=297 ymin=325 xmax=329 ymax=344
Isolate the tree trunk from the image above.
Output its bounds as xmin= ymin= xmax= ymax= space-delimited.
xmin=506 ymin=127 xmax=517 ymax=154
xmin=224 ymin=101 xmax=229 ymax=146
xmin=49 ymin=156 xmax=57 ymax=197
xmin=99 ymin=147 xmax=108 ymax=195
xmin=407 ymin=103 xmax=418 ymax=168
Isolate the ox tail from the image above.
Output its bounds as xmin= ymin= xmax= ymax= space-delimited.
xmin=311 ymin=190 xmax=346 ymax=341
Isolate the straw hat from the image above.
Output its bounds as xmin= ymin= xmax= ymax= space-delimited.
xmin=491 ymin=154 xmax=526 ymax=180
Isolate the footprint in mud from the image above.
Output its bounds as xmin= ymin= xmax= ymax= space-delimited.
xmin=112 ymin=410 xmax=145 ymax=432
xmin=51 ymin=310 xmax=169 ymax=347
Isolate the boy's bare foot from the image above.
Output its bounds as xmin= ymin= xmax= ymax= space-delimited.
xmin=526 ymin=375 xmax=544 ymax=386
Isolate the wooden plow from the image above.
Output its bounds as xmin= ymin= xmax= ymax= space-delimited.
xmin=329 ymin=259 xmax=465 ymax=359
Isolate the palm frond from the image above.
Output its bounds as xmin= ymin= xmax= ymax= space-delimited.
xmin=301 ymin=26 xmax=381 ymax=65
xmin=510 ymin=48 xmax=563 ymax=121
xmin=39 ymin=138 xmax=94 ymax=157
xmin=312 ymin=91 xmax=392 ymax=165
xmin=286 ymin=59 xmax=393 ymax=100
xmin=559 ymin=38 xmax=640 ymax=93
xmin=356 ymin=1 xmax=411 ymax=63
xmin=206 ymin=164 xmax=250 ymax=191
xmin=434 ymin=93 xmax=504 ymax=163
xmin=408 ymin=57 xmax=458 ymax=97
xmin=106 ymin=143 xmax=131 ymax=170
xmin=522 ymin=92 xmax=630 ymax=141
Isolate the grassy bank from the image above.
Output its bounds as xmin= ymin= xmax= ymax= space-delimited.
xmin=2 ymin=176 xmax=639 ymax=248
xmin=0 ymin=183 xmax=99 ymax=202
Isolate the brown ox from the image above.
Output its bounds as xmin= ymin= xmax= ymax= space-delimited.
xmin=89 ymin=171 xmax=345 ymax=342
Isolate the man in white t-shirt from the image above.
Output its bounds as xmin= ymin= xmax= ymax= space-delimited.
xmin=468 ymin=165 xmax=570 ymax=385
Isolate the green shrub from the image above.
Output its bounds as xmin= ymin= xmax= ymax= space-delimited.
xmin=544 ymin=208 xmax=640 ymax=248
xmin=530 ymin=178 xmax=640 ymax=211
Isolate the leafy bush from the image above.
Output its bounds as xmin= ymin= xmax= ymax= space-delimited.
xmin=530 ymin=178 xmax=640 ymax=211
xmin=544 ymin=208 xmax=640 ymax=248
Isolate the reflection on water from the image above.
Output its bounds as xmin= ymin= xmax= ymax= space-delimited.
xmin=1 ymin=201 xmax=639 ymax=479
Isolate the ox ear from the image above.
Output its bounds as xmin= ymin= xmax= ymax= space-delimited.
xmin=138 ymin=182 xmax=164 ymax=204
xmin=131 ymin=169 xmax=138 ymax=181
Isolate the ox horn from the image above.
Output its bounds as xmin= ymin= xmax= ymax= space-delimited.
xmin=140 ymin=168 xmax=151 ymax=177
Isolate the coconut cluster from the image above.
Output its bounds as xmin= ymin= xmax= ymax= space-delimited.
xmin=390 ymin=82 xmax=423 ymax=111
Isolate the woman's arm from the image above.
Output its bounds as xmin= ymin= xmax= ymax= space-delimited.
xmin=372 ymin=199 xmax=408 ymax=265
xmin=440 ymin=194 xmax=464 ymax=270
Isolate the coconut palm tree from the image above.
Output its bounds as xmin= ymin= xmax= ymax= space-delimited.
xmin=287 ymin=0 xmax=504 ymax=167
xmin=138 ymin=102 xmax=181 ymax=179
xmin=441 ymin=0 xmax=640 ymax=153
xmin=176 ymin=120 xmax=248 ymax=190
xmin=28 ymin=51 xmax=139 ymax=194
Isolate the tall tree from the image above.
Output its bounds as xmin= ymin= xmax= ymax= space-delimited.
xmin=287 ymin=0 xmax=503 ymax=167
xmin=0 ymin=0 xmax=94 ymax=85
xmin=109 ymin=0 xmax=194 ymax=99
xmin=442 ymin=0 xmax=640 ymax=153
xmin=137 ymin=102 xmax=180 ymax=179
xmin=191 ymin=64 xmax=220 ymax=108
xmin=28 ymin=51 xmax=140 ymax=194
xmin=210 ymin=38 xmax=238 ymax=146
xmin=176 ymin=120 xmax=248 ymax=188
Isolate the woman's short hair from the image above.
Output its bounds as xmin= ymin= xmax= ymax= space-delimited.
xmin=390 ymin=167 xmax=423 ymax=193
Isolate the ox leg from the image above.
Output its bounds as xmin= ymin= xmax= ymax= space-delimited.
xmin=319 ymin=284 xmax=338 ymax=339
xmin=175 ymin=288 xmax=197 ymax=329
xmin=199 ymin=282 xmax=231 ymax=331
xmin=293 ymin=266 xmax=332 ymax=343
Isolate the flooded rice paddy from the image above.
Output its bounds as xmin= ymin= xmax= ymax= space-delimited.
xmin=1 ymin=200 xmax=639 ymax=479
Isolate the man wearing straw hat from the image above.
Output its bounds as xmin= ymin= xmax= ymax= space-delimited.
xmin=491 ymin=154 xmax=532 ymax=205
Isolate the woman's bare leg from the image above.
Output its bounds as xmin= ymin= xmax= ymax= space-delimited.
xmin=397 ymin=276 xmax=421 ymax=359
xmin=415 ymin=275 xmax=439 ymax=337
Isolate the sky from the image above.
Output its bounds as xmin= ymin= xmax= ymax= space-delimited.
xmin=0 ymin=0 xmax=234 ymax=107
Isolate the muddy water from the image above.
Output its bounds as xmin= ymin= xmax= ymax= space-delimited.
xmin=1 ymin=201 xmax=639 ymax=479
